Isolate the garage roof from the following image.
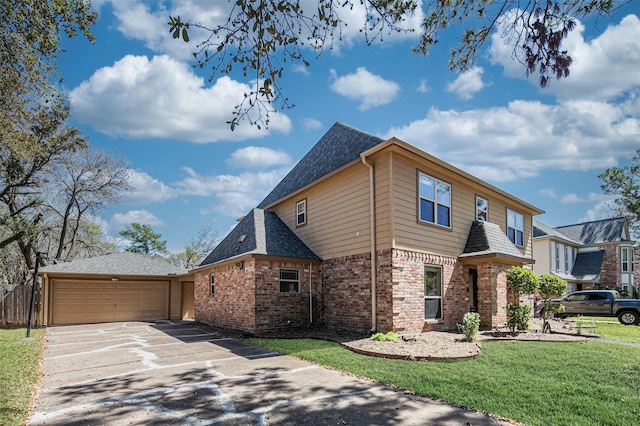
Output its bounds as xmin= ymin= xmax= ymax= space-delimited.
xmin=38 ymin=252 xmax=188 ymax=277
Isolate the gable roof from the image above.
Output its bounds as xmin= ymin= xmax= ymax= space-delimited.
xmin=258 ymin=122 xmax=384 ymax=208
xmin=545 ymin=217 xmax=630 ymax=246
xmin=460 ymin=220 xmax=533 ymax=263
xmin=38 ymin=252 xmax=188 ymax=276
xmin=199 ymin=208 xmax=320 ymax=267
xmin=533 ymin=220 xmax=582 ymax=245
xmin=552 ymin=250 xmax=605 ymax=282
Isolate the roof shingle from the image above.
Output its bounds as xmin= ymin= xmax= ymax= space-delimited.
xmin=38 ymin=252 xmax=188 ymax=276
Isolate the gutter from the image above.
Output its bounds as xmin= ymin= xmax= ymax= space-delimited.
xmin=361 ymin=154 xmax=377 ymax=333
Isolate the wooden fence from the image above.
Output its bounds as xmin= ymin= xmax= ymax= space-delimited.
xmin=0 ymin=284 xmax=41 ymax=329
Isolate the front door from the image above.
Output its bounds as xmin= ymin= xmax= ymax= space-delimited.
xmin=469 ymin=269 xmax=478 ymax=312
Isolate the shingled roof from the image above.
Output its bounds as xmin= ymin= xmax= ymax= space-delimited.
xmin=460 ymin=220 xmax=533 ymax=263
xmin=199 ymin=208 xmax=320 ymax=267
xmin=258 ymin=122 xmax=384 ymax=208
xmin=533 ymin=220 xmax=581 ymax=245
xmin=553 ymin=217 xmax=630 ymax=245
xmin=38 ymin=252 xmax=188 ymax=276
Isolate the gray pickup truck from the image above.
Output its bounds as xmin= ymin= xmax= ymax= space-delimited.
xmin=541 ymin=290 xmax=640 ymax=325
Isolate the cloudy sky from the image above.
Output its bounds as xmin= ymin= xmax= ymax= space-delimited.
xmin=57 ymin=1 xmax=640 ymax=252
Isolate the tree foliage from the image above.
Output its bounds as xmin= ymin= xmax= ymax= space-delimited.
xmin=537 ymin=273 xmax=567 ymax=324
xmin=168 ymin=226 xmax=220 ymax=269
xmin=169 ymin=0 xmax=620 ymax=129
xmin=505 ymin=266 xmax=538 ymax=332
xmin=119 ymin=223 xmax=169 ymax=257
xmin=599 ymin=149 xmax=640 ymax=237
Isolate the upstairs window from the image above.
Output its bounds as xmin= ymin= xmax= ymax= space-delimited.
xmin=507 ymin=209 xmax=524 ymax=247
xmin=296 ymin=199 xmax=306 ymax=227
xmin=279 ymin=268 xmax=300 ymax=293
xmin=476 ymin=196 xmax=488 ymax=221
xmin=209 ymin=274 xmax=215 ymax=296
xmin=419 ymin=173 xmax=451 ymax=228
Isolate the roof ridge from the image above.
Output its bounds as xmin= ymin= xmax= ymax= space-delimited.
xmin=554 ymin=216 xmax=625 ymax=229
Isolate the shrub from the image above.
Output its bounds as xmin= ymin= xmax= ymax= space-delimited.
xmin=538 ymin=274 xmax=567 ymax=328
xmin=506 ymin=303 xmax=532 ymax=332
xmin=506 ymin=266 xmax=539 ymax=300
xmin=457 ymin=312 xmax=481 ymax=341
xmin=370 ymin=331 xmax=401 ymax=341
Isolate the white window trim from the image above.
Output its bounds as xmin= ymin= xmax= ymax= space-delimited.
xmin=622 ymin=246 xmax=631 ymax=273
xmin=279 ymin=268 xmax=300 ymax=293
xmin=296 ymin=199 xmax=306 ymax=227
xmin=476 ymin=195 xmax=488 ymax=221
xmin=424 ymin=265 xmax=443 ymax=320
xmin=507 ymin=209 xmax=524 ymax=247
xmin=418 ymin=172 xmax=451 ymax=228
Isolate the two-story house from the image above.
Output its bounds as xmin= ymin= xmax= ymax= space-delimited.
xmin=191 ymin=123 xmax=543 ymax=333
xmin=533 ymin=217 xmax=636 ymax=296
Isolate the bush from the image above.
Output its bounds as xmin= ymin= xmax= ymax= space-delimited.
xmin=506 ymin=303 xmax=532 ymax=332
xmin=370 ymin=331 xmax=402 ymax=341
xmin=457 ymin=312 xmax=481 ymax=341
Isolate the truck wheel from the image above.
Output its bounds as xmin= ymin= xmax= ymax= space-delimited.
xmin=617 ymin=311 xmax=639 ymax=325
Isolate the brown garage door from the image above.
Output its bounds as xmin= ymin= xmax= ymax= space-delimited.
xmin=51 ymin=279 xmax=169 ymax=325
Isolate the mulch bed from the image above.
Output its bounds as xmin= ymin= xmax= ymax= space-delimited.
xmin=195 ymin=321 xmax=597 ymax=361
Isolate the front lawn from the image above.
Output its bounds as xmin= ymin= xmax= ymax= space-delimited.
xmin=0 ymin=328 xmax=46 ymax=426
xmin=248 ymin=337 xmax=640 ymax=426
xmin=565 ymin=316 xmax=640 ymax=343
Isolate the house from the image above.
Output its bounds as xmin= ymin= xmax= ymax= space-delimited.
xmin=37 ymin=252 xmax=194 ymax=325
xmin=533 ymin=217 xmax=636 ymax=296
xmin=191 ymin=122 xmax=543 ymax=333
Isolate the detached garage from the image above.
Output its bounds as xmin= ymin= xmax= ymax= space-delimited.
xmin=37 ymin=252 xmax=194 ymax=326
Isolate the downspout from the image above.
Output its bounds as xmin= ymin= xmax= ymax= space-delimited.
xmin=309 ymin=262 xmax=313 ymax=324
xmin=361 ymin=155 xmax=377 ymax=333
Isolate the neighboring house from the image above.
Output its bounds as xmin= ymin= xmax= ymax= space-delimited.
xmin=37 ymin=252 xmax=194 ymax=325
xmin=191 ymin=122 xmax=543 ymax=333
xmin=533 ymin=217 xmax=636 ymax=296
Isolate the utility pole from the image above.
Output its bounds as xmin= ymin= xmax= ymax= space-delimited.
xmin=26 ymin=252 xmax=41 ymax=338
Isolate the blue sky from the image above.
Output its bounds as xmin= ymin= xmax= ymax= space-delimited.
xmin=57 ymin=1 xmax=640 ymax=252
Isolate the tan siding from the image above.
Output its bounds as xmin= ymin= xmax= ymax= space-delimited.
xmin=169 ymin=279 xmax=182 ymax=320
xmin=533 ymin=239 xmax=551 ymax=276
xmin=372 ymin=153 xmax=391 ymax=250
xmin=390 ymin=153 xmax=536 ymax=259
xmin=271 ymin=165 xmax=372 ymax=259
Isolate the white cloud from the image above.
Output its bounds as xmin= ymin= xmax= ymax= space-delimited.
xmin=226 ymin=147 xmax=292 ymax=169
xmin=539 ymin=188 xmax=558 ymax=198
xmin=69 ymin=55 xmax=291 ymax=143
xmin=490 ymin=13 xmax=640 ymax=101
xmin=174 ymin=167 xmax=289 ymax=217
xmin=330 ymin=67 xmax=400 ymax=110
xmin=417 ymin=79 xmax=430 ymax=94
xmin=124 ymin=169 xmax=176 ymax=204
xmin=302 ymin=118 xmax=323 ymax=130
xmin=579 ymin=197 xmax=619 ymax=222
xmin=445 ymin=67 xmax=485 ymax=100
xmin=385 ymin=99 xmax=640 ymax=182
xmin=111 ymin=210 xmax=165 ymax=229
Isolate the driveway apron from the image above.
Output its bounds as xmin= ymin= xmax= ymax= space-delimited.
xmin=30 ymin=321 xmax=510 ymax=425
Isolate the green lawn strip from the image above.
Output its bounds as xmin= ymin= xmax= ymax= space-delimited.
xmin=0 ymin=328 xmax=47 ymax=426
xmin=564 ymin=317 xmax=640 ymax=343
xmin=247 ymin=338 xmax=640 ymax=426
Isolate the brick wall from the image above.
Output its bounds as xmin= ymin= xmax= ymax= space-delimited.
xmin=254 ymin=259 xmax=322 ymax=331
xmin=600 ymin=244 xmax=620 ymax=287
xmin=390 ymin=249 xmax=466 ymax=332
xmin=476 ymin=262 xmax=509 ymax=329
xmin=322 ymin=253 xmax=373 ymax=332
xmin=194 ymin=261 xmax=256 ymax=331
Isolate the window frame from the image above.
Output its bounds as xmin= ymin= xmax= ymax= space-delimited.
xmin=279 ymin=268 xmax=300 ymax=294
xmin=424 ymin=265 xmax=443 ymax=320
xmin=418 ymin=172 xmax=452 ymax=228
xmin=209 ymin=274 xmax=215 ymax=296
xmin=506 ymin=208 xmax=524 ymax=247
xmin=621 ymin=246 xmax=631 ymax=272
xmin=475 ymin=195 xmax=488 ymax=221
xmin=296 ymin=199 xmax=307 ymax=227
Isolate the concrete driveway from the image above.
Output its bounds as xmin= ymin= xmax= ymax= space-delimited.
xmin=30 ymin=321 xmax=510 ymax=425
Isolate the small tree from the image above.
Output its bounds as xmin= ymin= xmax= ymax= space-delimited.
xmin=538 ymin=274 xmax=567 ymax=332
xmin=119 ymin=223 xmax=168 ymax=256
xmin=505 ymin=266 xmax=539 ymax=332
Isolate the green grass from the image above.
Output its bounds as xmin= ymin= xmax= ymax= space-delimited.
xmin=565 ymin=317 xmax=640 ymax=343
xmin=248 ymin=337 xmax=640 ymax=426
xmin=0 ymin=328 xmax=46 ymax=426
